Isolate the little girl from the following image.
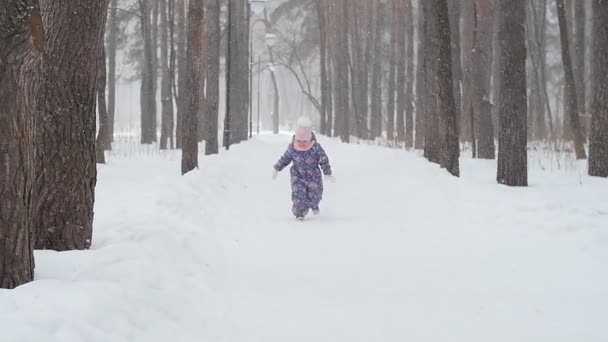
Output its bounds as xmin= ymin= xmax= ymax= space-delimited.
xmin=273 ymin=117 xmax=335 ymax=220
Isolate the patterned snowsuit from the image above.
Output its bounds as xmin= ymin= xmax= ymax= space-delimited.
xmin=274 ymin=135 xmax=332 ymax=217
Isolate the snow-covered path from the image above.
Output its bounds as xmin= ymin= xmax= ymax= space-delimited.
xmin=206 ymin=135 xmax=608 ymax=341
xmin=1 ymin=134 xmax=607 ymax=342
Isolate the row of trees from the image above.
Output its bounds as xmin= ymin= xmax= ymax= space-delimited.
xmin=309 ymin=0 xmax=607 ymax=182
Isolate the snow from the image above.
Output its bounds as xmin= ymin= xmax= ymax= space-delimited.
xmin=1 ymin=133 xmax=607 ymax=342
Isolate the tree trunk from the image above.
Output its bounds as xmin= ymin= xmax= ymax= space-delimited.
xmin=107 ymin=0 xmax=118 ymax=146
xmin=160 ymin=0 xmax=175 ymax=150
xmin=556 ymin=0 xmax=586 ymax=159
xmin=386 ymin=0 xmax=398 ymax=141
xmin=447 ymin=0 xmax=462 ymax=138
xmin=175 ymin=0 xmax=186 ymax=149
xmin=317 ymin=0 xmax=329 ymax=135
xmin=96 ymin=46 xmax=109 ymax=164
xmin=588 ymin=0 xmax=608 ymax=177
xmin=474 ymin=0 xmax=495 ymax=159
xmin=182 ymin=0 xmax=204 ymax=174
xmin=496 ymin=0 xmax=527 ymax=186
xmin=332 ymin=0 xmax=350 ymax=142
xmin=395 ymin=0 xmax=406 ymax=142
xmin=423 ymin=0 xmax=440 ymax=163
xmin=35 ymin=0 xmax=109 ymax=250
xmin=141 ymin=0 xmax=157 ymax=144
xmin=370 ymin=0 xmax=384 ymax=139
xmin=404 ymin=0 xmax=415 ymax=148
xmin=0 ymin=1 xmax=42 ymax=289
xmin=435 ymin=0 xmax=460 ymax=176
xmin=573 ymin=0 xmax=586 ymax=134
xmin=415 ymin=0 xmax=425 ymax=149
xmin=205 ymin=0 xmax=220 ymax=155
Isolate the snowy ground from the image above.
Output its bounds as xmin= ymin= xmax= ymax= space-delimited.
xmin=1 ymin=133 xmax=607 ymax=342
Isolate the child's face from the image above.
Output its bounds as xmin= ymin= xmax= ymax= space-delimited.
xmin=295 ymin=139 xmax=310 ymax=148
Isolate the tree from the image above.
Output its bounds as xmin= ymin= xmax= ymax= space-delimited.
xmin=205 ymin=0 xmax=221 ymax=155
xmin=182 ymin=0 xmax=204 ymax=174
xmin=0 ymin=0 xmax=43 ymax=289
xmin=473 ymin=0 xmax=495 ymax=159
xmin=404 ymin=0 xmax=415 ymax=148
xmin=414 ymin=0 xmax=426 ymax=149
xmin=175 ymin=0 xmax=187 ymax=148
xmin=317 ymin=0 xmax=330 ymax=135
xmin=435 ymin=0 xmax=460 ymax=176
xmin=160 ymin=0 xmax=175 ymax=150
xmin=395 ymin=0 xmax=406 ymax=142
xmin=556 ymin=0 xmax=586 ymax=159
xmin=588 ymin=0 xmax=608 ymax=177
xmin=386 ymin=0 xmax=398 ymax=141
xmin=34 ymin=0 xmax=110 ymax=250
xmin=107 ymin=0 xmax=119 ymax=146
xmin=369 ymin=0 xmax=384 ymax=139
xmin=140 ymin=0 xmax=157 ymax=144
xmin=496 ymin=0 xmax=527 ymax=186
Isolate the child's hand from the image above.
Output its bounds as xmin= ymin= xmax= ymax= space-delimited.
xmin=325 ymin=174 xmax=336 ymax=183
xmin=272 ymin=169 xmax=278 ymax=180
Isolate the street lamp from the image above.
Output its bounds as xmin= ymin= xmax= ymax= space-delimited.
xmin=250 ymin=0 xmax=267 ymax=15
xmin=248 ymin=0 xmax=271 ymax=138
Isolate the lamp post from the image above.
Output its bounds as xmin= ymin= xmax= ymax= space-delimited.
xmin=248 ymin=0 xmax=267 ymax=138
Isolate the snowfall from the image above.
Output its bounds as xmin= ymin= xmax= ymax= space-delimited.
xmin=1 ymin=133 xmax=607 ymax=342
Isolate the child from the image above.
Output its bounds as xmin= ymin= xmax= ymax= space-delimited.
xmin=272 ymin=117 xmax=335 ymax=220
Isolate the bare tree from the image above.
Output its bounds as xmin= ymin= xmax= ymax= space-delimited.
xmin=205 ymin=0 xmax=221 ymax=155
xmin=175 ymin=0 xmax=187 ymax=148
xmin=415 ymin=0 xmax=426 ymax=149
xmin=140 ymin=0 xmax=157 ymax=144
xmin=160 ymin=0 xmax=175 ymax=149
xmin=588 ymin=0 xmax=608 ymax=177
xmin=386 ymin=0 xmax=398 ymax=141
xmin=107 ymin=0 xmax=119 ymax=146
xmin=369 ymin=0 xmax=384 ymax=139
xmin=0 ymin=0 xmax=43 ymax=289
xmin=496 ymin=0 xmax=527 ymax=186
xmin=473 ymin=0 xmax=495 ymax=159
xmin=556 ymin=0 xmax=586 ymax=159
xmin=35 ymin=0 xmax=110 ymax=250
xmin=435 ymin=0 xmax=460 ymax=176
xmin=182 ymin=0 xmax=204 ymax=173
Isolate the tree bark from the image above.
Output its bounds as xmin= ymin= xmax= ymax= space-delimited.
xmin=556 ymin=0 xmax=586 ymax=159
xmin=395 ymin=0 xmax=406 ymax=142
xmin=414 ymin=0 xmax=425 ymax=149
xmin=160 ymin=0 xmax=175 ymax=150
xmin=0 ymin=0 xmax=43 ymax=289
xmin=35 ymin=0 xmax=109 ymax=250
xmin=588 ymin=0 xmax=608 ymax=177
xmin=317 ymin=0 xmax=329 ymax=135
xmin=370 ymin=0 xmax=384 ymax=139
xmin=423 ymin=0 xmax=440 ymax=163
xmin=474 ymin=0 xmax=495 ymax=159
xmin=386 ymin=0 xmax=398 ymax=141
xmin=182 ymin=0 xmax=204 ymax=174
xmin=496 ymin=0 xmax=527 ymax=186
xmin=404 ymin=0 xmax=415 ymax=148
xmin=141 ymin=0 xmax=157 ymax=144
xmin=175 ymin=0 xmax=186 ymax=148
xmin=107 ymin=0 xmax=118 ymax=146
xmin=435 ymin=0 xmax=460 ymax=176
xmin=205 ymin=0 xmax=220 ymax=155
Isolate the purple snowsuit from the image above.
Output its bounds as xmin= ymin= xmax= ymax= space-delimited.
xmin=274 ymin=134 xmax=332 ymax=217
